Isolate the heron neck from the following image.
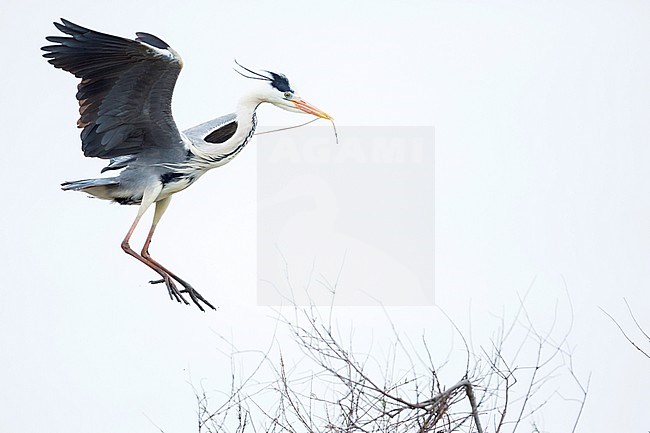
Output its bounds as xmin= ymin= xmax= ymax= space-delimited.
xmin=223 ymin=96 xmax=260 ymax=152
xmin=189 ymin=97 xmax=261 ymax=170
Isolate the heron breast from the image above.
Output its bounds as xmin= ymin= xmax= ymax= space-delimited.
xmin=159 ymin=173 xmax=197 ymax=197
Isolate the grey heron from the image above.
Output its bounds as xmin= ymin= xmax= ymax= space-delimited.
xmin=42 ymin=19 xmax=332 ymax=311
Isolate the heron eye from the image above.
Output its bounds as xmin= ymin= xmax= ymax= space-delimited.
xmin=283 ymin=92 xmax=293 ymax=100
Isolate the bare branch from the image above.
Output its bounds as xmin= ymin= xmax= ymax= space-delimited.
xmin=188 ymin=280 xmax=587 ymax=433
xmin=624 ymin=298 xmax=650 ymax=342
xmin=600 ymin=305 xmax=650 ymax=359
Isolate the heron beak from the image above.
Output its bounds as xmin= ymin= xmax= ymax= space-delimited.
xmin=292 ymin=98 xmax=333 ymax=120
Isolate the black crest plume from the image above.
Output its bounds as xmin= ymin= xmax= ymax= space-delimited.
xmin=233 ymin=59 xmax=293 ymax=93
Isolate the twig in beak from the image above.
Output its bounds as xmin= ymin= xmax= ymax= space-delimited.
xmin=254 ymin=118 xmax=319 ymax=135
xmin=254 ymin=118 xmax=339 ymax=145
xmin=330 ymin=119 xmax=339 ymax=145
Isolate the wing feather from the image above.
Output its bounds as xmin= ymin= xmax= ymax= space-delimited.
xmin=204 ymin=121 xmax=238 ymax=144
xmin=42 ymin=19 xmax=185 ymax=160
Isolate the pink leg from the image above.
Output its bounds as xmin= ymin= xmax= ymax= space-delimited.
xmin=139 ymin=197 xmax=215 ymax=311
xmin=121 ymin=207 xmax=191 ymax=307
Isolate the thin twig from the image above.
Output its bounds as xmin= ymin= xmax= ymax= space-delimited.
xmin=600 ymin=306 xmax=650 ymax=359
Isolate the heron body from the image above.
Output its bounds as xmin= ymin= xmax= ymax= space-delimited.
xmin=62 ymin=111 xmax=256 ymax=205
xmin=42 ymin=19 xmax=332 ymax=311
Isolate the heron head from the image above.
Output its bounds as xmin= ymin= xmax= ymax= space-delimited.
xmin=234 ymin=60 xmax=332 ymax=120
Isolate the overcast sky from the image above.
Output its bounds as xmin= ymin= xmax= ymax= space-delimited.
xmin=1 ymin=1 xmax=649 ymax=432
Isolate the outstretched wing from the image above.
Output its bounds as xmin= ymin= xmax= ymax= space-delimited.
xmin=42 ymin=19 xmax=185 ymax=160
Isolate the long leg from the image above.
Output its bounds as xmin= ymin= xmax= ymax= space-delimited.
xmin=120 ymin=186 xmax=191 ymax=307
xmin=141 ymin=197 xmax=215 ymax=311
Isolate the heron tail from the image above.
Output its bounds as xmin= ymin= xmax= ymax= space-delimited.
xmin=61 ymin=177 xmax=123 ymax=203
xmin=61 ymin=178 xmax=119 ymax=191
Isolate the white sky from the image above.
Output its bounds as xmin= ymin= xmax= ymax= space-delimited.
xmin=1 ymin=0 xmax=649 ymax=432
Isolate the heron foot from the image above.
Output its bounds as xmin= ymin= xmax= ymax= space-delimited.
xmin=149 ymin=276 xmax=216 ymax=312
xmin=149 ymin=275 xmax=191 ymax=307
